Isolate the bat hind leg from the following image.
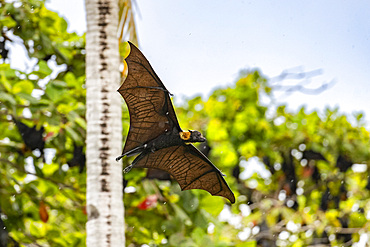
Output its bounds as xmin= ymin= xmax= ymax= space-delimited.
xmin=123 ymin=164 xmax=133 ymax=173
xmin=116 ymin=144 xmax=148 ymax=162
xmin=123 ymin=150 xmax=148 ymax=173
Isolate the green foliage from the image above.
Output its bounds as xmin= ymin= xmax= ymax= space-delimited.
xmin=177 ymin=72 xmax=370 ymax=246
xmin=1 ymin=0 xmax=87 ymax=246
xmin=1 ymin=1 xmax=370 ymax=247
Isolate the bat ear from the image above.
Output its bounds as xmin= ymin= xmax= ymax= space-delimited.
xmin=188 ymin=129 xmax=193 ymax=133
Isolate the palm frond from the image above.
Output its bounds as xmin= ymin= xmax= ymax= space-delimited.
xmin=118 ymin=0 xmax=139 ymax=45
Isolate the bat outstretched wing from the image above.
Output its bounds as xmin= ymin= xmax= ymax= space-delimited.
xmin=118 ymin=42 xmax=181 ymax=156
xmin=132 ymin=144 xmax=235 ymax=204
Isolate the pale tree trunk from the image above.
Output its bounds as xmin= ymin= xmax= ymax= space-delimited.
xmin=85 ymin=0 xmax=124 ymax=246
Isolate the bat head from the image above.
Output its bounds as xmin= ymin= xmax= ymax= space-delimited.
xmin=180 ymin=130 xmax=206 ymax=143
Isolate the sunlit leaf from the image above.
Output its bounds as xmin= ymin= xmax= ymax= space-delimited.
xmin=37 ymin=60 xmax=53 ymax=76
xmin=200 ymin=196 xmax=224 ymax=216
xmin=13 ymin=80 xmax=34 ymax=94
xmin=0 ymin=91 xmax=16 ymax=105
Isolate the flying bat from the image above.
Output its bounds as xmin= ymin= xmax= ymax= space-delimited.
xmin=116 ymin=42 xmax=235 ymax=204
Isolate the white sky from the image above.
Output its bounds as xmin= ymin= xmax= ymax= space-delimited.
xmin=46 ymin=0 xmax=370 ymax=123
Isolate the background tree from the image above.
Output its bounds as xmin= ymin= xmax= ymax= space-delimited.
xmin=177 ymin=70 xmax=370 ymax=246
xmin=84 ymin=0 xmax=124 ymax=245
xmin=0 ymin=1 xmax=87 ymax=246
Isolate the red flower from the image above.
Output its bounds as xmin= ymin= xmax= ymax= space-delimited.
xmin=43 ymin=131 xmax=54 ymax=141
xmin=137 ymin=195 xmax=158 ymax=210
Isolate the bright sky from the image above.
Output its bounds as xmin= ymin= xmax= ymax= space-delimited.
xmin=46 ymin=0 xmax=370 ymax=123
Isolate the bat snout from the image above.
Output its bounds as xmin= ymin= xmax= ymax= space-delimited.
xmin=199 ymin=136 xmax=206 ymax=142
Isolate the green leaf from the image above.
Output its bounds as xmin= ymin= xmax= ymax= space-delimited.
xmin=169 ymin=233 xmax=197 ymax=247
xmin=239 ymin=140 xmax=257 ymax=158
xmin=191 ymin=227 xmax=210 ymax=245
xmin=57 ymin=104 xmax=71 ymax=115
xmin=236 ymin=241 xmax=257 ymax=247
xmin=75 ymin=117 xmax=86 ymax=129
xmin=0 ymin=16 xmax=17 ymax=28
xmin=13 ymin=80 xmax=34 ymax=94
xmin=193 ymin=209 xmax=209 ymax=229
xmin=45 ymin=82 xmax=58 ymax=100
xmin=45 ymin=81 xmax=65 ymax=102
xmin=0 ymin=91 xmax=16 ymax=105
xmin=200 ymin=195 xmax=224 ymax=216
xmin=349 ymin=212 xmax=367 ymax=227
xmin=37 ymin=60 xmax=53 ymax=77
xmin=65 ymin=125 xmax=82 ymax=142
xmin=169 ymin=233 xmax=186 ymax=246
xmin=36 ymin=99 xmax=51 ymax=107
xmin=64 ymin=72 xmax=77 ymax=86
xmin=44 ymin=184 xmax=58 ymax=197
xmin=0 ymin=71 xmax=13 ymax=92
xmin=171 ymin=203 xmax=192 ymax=226
xmin=42 ymin=163 xmax=59 ymax=177
xmin=34 ymin=164 xmax=44 ymax=178
xmin=182 ymin=190 xmax=199 ymax=213
xmin=52 ymin=80 xmax=67 ymax=88
xmin=29 ymin=222 xmax=42 ymax=237
xmin=16 ymin=92 xmax=39 ymax=104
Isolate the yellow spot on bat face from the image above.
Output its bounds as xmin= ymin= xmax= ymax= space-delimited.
xmin=180 ymin=131 xmax=191 ymax=141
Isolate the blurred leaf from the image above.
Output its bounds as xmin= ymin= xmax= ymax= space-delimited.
xmin=182 ymin=190 xmax=199 ymax=213
xmin=37 ymin=60 xmax=53 ymax=77
xmin=17 ymin=92 xmax=39 ymax=104
xmin=171 ymin=203 xmax=192 ymax=226
xmin=13 ymin=80 xmax=34 ymax=94
xmin=0 ymin=16 xmax=17 ymax=27
xmin=349 ymin=212 xmax=367 ymax=228
xmin=0 ymin=91 xmax=16 ymax=105
xmin=191 ymin=227 xmax=211 ymax=246
xmin=200 ymin=195 xmax=224 ymax=216
xmin=236 ymin=241 xmax=257 ymax=247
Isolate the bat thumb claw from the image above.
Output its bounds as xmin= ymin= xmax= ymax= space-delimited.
xmin=116 ymin=155 xmax=125 ymax=161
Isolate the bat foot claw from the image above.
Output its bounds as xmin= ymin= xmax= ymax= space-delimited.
xmin=123 ymin=165 xmax=133 ymax=173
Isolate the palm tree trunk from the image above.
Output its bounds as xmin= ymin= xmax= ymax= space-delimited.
xmin=85 ymin=0 xmax=124 ymax=246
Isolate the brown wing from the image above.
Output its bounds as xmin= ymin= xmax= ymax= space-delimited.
xmin=118 ymin=42 xmax=181 ymax=155
xmin=133 ymin=144 xmax=235 ymax=204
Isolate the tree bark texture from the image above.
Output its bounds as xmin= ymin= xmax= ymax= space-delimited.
xmin=85 ymin=0 xmax=124 ymax=246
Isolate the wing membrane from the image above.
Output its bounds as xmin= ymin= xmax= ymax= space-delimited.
xmin=119 ymin=42 xmax=181 ymax=155
xmin=133 ymin=144 xmax=235 ymax=203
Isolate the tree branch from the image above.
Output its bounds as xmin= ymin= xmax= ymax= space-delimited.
xmin=272 ymin=80 xmax=335 ymax=95
xmin=268 ymin=67 xmax=335 ymax=98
